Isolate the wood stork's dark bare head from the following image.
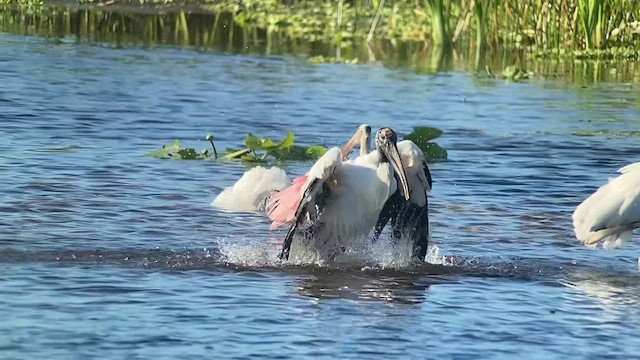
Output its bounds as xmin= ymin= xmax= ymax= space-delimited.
xmin=376 ymin=127 xmax=410 ymax=201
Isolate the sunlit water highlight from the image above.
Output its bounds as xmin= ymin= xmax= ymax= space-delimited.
xmin=2 ymin=29 xmax=640 ymax=359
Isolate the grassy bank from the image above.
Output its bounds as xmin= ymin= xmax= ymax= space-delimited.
xmin=115 ymin=0 xmax=640 ymax=59
xmin=3 ymin=2 xmax=640 ymax=84
xmin=2 ymin=0 xmax=639 ymax=60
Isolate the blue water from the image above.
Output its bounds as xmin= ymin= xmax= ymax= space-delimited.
xmin=2 ymin=31 xmax=640 ymax=359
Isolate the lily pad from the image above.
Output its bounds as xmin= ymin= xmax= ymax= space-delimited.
xmin=147 ymin=139 xmax=214 ymax=160
xmin=305 ymin=145 xmax=327 ymax=158
xmin=150 ymin=132 xmax=326 ymax=163
xmin=404 ymin=127 xmax=443 ymax=143
xmin=244 ymin=133 xmax=263 ymax=151
xmin=403 ymin=127 xmax=448 ymax=161
xmin=147 ymin=139 xmax=181 ymax=159
xmin=421 ymin=142 xmax=448 ymax=161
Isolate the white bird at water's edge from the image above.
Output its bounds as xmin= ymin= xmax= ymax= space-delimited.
xmin=266 ymin=127 xmax=411 ymax=263
xmin=572 ymin=162 xmax=640 ymax=258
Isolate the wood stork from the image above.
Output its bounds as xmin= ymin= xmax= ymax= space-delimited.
xmin=266 ymin=128 xmax=410 ymax=262
xmin=341 ymin=124 xmax=372 ymax=160
xmin=573 ymin=162 xmax=640 ymax=251
xmin=341 ymin=126 xmax=433 ymax=261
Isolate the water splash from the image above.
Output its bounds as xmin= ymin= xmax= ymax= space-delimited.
xmin=217 ymin=233 xmax=450 ymax=271
xmin=216 ymin=237 xmax=283 ymax=267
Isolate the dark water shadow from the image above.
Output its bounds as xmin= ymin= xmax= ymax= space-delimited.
xmin=3 ymin=245 xmax=640 ymax=306
xmin=0 ymin=246 xmax=613 ymax=279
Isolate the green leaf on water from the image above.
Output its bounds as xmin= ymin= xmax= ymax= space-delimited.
xmin=305 ymin=145 xmax=327 ymax=158
xmin=259 ymin=131 xmax=294 ymax=150
xmin=277 ymin=131 xmax=294 ymax=149
xmin=405 ymin=127 xmax=443 ymax=143
xmin=244 ymin=133 xmax=263 ymax=151
xmin=150 ymin=131 xmax=326 ymax=163
xmin=223 ymin=148 xmax=252 ymax=159
xmin=148 ymin=139 xmax=215 ymax=160
xmin=241 ymin=154 xmax=257 ymax=162
xmin=422 ymin=142 xmax=448 ymax=161
xmin=404 ymin=127 xmax=448 ymax=161
xmin=147 ymin=139 xmax=181 ymax=158
xmin=261 ymin=138 xmax=279 ymax=150
xmin=177 ymin=147 xmax=198 ymax=160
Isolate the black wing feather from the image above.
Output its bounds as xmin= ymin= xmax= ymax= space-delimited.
xmin=373 ymin=161 xmax=432 ymax=261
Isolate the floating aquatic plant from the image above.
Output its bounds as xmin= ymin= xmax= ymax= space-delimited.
xmin=147 ymin=139 xmax=214 ymax=160
xmin=403 ymin=126 xmax=448 ymax=161
xmin=148 ymin=131 xmax=328 ymax=163
xmin=148 ymin=127 xmax=447 ymax=163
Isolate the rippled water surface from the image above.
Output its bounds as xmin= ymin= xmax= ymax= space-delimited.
xmin=2 ymin=30 xmax=640 ymax=359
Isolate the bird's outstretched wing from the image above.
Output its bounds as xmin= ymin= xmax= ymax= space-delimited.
xmin=266 ymin=148 xmax=342 ymax=260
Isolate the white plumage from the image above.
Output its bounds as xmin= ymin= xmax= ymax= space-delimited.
xmin=324 ymin=125 xmax=433 ymax=261
xmin=573 ymin=161 xmax=640 ymax=250
xmin=347 ymin=139 xmax=431 ymax=206
xmin=212 ymin=166 xmax=288 ymax=212
xmin=304 ymin=148 xmax=398 ymax=260
xmin=267 ymin=128 xmax=410 ymax=262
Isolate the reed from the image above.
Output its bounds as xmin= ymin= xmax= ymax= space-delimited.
xmin=423 ymin=0 xmax=449 ymax=47
xmin=1 ymin=0 xmax=640 ymax=59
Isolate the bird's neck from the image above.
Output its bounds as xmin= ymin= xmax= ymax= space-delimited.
xmin=359 ymin=138 xmax=370 ymax=156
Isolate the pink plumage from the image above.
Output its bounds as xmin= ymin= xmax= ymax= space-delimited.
xmin=266 ymin=175 xmax=308 ymax=230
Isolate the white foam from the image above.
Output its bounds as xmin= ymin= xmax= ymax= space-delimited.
xmin=212 ymin=166 xmax=288 ymax=212
xmin=216 ymin=238 xmax=282 ymax=267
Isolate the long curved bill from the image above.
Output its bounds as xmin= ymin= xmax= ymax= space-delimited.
xmin=381 ymin=141 xmax=410 ymax=201
xmin=340 ymin=131 xmax=360 ymax=160
xmin=340 ymin=124 xmax=371 ymax=160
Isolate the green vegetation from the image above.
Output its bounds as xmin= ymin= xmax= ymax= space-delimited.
xmin=2 ymin=0 xmax=639 ymax=62
xmin=148 ymin=132 xmax=329 ymax=163
xmin=403 ymin=127 xmax=447 ymax=161
xmin=484 ymin=65 xmax=531 ymax=81
xmin=200 ymin=0 xmax=640 ymax=59
xmin=148 ymin=128 xmax=448 ymax=163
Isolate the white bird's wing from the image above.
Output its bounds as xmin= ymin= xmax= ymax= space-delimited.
xmin=573 ymin=163 xmax=640 ymax=248
xmin=618 ymin=162 xmax=640 ymax=174
xmin=266 ymin=147 xmax=342 ymax=228
xmin=212 ymin=166 xmax=288 ymax=212
xmin=267 ymin=148 xmax=343 ymax=259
